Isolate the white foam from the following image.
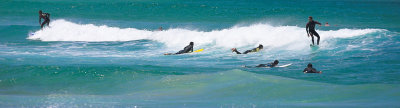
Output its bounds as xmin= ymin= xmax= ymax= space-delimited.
xmin=28 ymin=19 xmax=382 ymax=50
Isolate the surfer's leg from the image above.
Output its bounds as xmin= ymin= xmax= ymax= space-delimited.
xmin=46 ymin=20 xmax=50 ymax=26
xmin=232 ymin=49 xmax=242 ymax=54
xmin=256 ymin=64 xmax=266 ymax=67
xmin=40 ymin=22 xmax=46 ymax=29
xmin=310 ymin=33 xmax=315 ymax=45
xmin=243 ymin=50 xmax=252 ymax=54
xmin=310 ymin=30 xmax=320 ymax=45
xmin=234 ymin=50 xmax=242 ymax=54
xmin=314 ymin=31 xmax=320 ymax=45
xmin=41 ymin=20 xmax=50 ymax=28
xmin=175 ymin=50 xmax=184 ymax=54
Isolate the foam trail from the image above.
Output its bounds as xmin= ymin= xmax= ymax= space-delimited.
xmin=28 ymin=19 xmax=382 ymax=50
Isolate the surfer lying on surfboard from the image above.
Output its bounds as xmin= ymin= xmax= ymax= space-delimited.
xmin=256 ymin=60 xmax=279 ymax=67
xmin=231 ymin=44 xmax=263 ymax=54
xmin=164 ymin=42 xmax=194 ymax=55
xmin=303 ymin=63 xmax=322 ymax=73
xmin=243 ymin=60 xmax=289 ymax=68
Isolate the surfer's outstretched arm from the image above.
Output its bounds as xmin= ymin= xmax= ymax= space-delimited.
xmin=315 ymin=21 xmax=322 ymax=25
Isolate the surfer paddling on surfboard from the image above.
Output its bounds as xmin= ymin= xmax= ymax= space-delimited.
xmin=231 ymin=44 xmax=263 ymax=54
xmin=303 ymin=63 xmax=322 ymax=73
xmin=256 ymin=60 xmax=279 ymax=68
xmin=242 ymin=60 xmax=292 ymax=68
xmin=39 ymin=10 xmax=50 ymax=29
xmin=306 ymin=16 xmax=322 ymax=46
xmin=164 ymin=42 xmax=194 ymax=55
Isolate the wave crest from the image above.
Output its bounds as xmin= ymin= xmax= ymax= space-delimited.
xmin=28 ymin=19 xmax=382 ymax=49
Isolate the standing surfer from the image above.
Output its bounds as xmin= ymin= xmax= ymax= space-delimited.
xmin=39 ymin=10 xmax=50 ymax=29
xmin=306 ymin=16 xmax=322 ymax=45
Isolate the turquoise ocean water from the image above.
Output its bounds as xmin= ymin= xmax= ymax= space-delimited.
xmin=1 ymin=0 xmax=400 ymax=107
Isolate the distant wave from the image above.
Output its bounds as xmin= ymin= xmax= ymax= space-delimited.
xmin=28 ymin=19 xmax=383 ymax=50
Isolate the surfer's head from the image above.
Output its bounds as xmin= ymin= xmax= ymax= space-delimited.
xmin=189 ymin=42 xmax=194 ymax=45
xmin=39 ymin=10 xmax=42 ymax=14
xmin=258 ymin=44 xmax=263 ymax=49
xmin=308 ymin=16 xmax=313 ymax=21
xmin=307 ymin=63 xmax=313 ymax=68
xmin=273 ymin=60 xmax=279 ymax=65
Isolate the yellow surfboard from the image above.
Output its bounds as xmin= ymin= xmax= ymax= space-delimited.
xmin=164 ymin=48 xmax=204 ymax=55
xmin=193 ymin=49 xmax=204 ymax=53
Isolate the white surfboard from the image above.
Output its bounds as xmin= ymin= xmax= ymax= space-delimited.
xmin=264 ymin=63 xmax=292 ymax=68
xmin=243 ymin=63 xmax=292 ymax=68
xmin=276 ymin=63 xmax=292 ymax=67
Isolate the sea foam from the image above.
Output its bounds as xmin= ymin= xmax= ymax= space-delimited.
xmin=28 ymin=19 xmax=381 ymax=50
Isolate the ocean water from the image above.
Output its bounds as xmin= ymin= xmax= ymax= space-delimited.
xmin=1 ymin=0 xmax=400 ymax=107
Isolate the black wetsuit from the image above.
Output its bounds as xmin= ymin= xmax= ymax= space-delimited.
xmin=306 ymin=20 xmax=321 ymax=45
xmin=233 ymin=48 xmax=260 ymax=54
xmin=176 ymin=44 xmax=193 ymax=54
xmin=256 ymin=62 xmax=277 ymax=67
xmin=39 ymin=13 xmax=50 ymax=28
xmin=303 ymin=67 xmax=320 ymax=73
